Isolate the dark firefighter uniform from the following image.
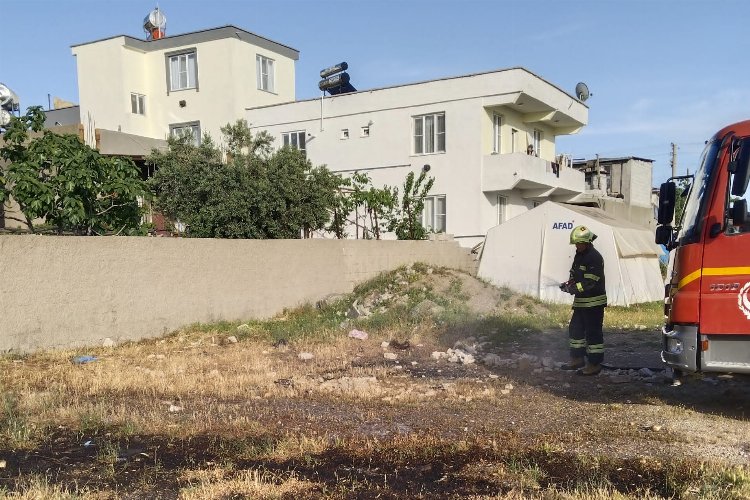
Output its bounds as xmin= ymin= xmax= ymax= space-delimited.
xmin=561 ymin=225 xmax=607 ymax=374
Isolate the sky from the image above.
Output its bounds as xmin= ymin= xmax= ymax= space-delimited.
xmin=2 ymin=0 xmax=749 ymax=185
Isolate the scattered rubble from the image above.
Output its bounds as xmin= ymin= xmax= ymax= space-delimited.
xmin=298 ymin=352 xmax=314 ymax=361
xmin=348 ymin=329 xmax=368 ymax=340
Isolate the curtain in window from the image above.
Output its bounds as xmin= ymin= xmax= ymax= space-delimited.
xmin=423 ymin=197 xmax=434 ymax=229
xmin=170 ymin=56 xmax=181 ymax=91
xmin=424 ymin=115 xmax=435 ymax=153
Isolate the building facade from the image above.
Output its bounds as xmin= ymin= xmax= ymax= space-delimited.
xmin=246 ymin=67 xmax=589 ymax=247
xmin=572 ymin=157 xmax=656 ymax=229
xmin=71 ymin=25 xmax=299 ymax=150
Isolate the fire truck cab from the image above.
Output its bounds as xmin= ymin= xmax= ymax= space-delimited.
xmin=656 ymin=120 xmax=750 ymax=375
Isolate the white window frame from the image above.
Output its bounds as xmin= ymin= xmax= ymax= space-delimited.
xmin=413 ymin=112 xmax=446 ymax=155
xmin=170 ymin=121 xmax=201 ymax=146
xmin=492 ymin=114 xmax=502 ymax=154
xmin=167 ymin=51 xmax=197 ymax=92
xmin=282 ymin=130 xmax=306 ymax=156
xmin=130 ymin=93 xmax=145 ymax=115
xmin=497 ymin=195 xmax=508 ymax=224
xmin=511 ymin=128 xmax=519 ymax=153
xmin=422 ymin=195 xmax=446 ymax=233
xmin=256 ymin=55 xmax=275 ymax=93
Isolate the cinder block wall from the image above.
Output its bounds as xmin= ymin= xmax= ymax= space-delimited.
xmin=0 ymin=236 xmax=474 ymax=352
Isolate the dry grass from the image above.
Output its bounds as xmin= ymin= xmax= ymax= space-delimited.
xmin=0 ymin=265 xmax=747 ymax=498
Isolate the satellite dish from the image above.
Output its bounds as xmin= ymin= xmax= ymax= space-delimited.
xmin=575 ymin=82 xmax=591 ymax=102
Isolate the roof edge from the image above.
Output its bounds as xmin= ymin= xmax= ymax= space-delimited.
xmin=71 ymin=24 xmax=299 ymax=58
xmin=246 ymin=66 xmax=585 ymax=111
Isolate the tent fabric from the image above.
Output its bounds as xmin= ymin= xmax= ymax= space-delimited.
xmin=562 ymin=204 xmax=659 ymax=257
xmin=477 ymin=201 xmax=663 ymax=307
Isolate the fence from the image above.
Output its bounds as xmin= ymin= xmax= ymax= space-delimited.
xmin=0 ymin=235 xmax=475 ymax=352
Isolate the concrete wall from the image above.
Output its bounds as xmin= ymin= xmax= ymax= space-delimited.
xmin=0 ymin=236 xmax=474 ymax=352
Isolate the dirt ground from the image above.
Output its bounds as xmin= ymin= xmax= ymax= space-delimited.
xmin=0 ymin=268 xmax=749 ymax=498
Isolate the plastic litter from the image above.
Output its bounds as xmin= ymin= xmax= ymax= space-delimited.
xmin=72 ymin=355 xmax=97 ymax=365
xmin=348 ymin=329 xmax=368 ymax=340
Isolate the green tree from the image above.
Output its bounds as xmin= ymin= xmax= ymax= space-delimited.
xmin=148 ymin=120 xmax=345 ymax=239
xmin=0 ymin=106 xmax=147 ymax=235
xmin=388 ymin=170 xmax=435 ymax=240
xmin=326 ymin=172 xmax=397 ymax=240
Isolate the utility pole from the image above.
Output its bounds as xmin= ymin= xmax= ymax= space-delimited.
xmin=670 ymin=143 xmax=678 ymax=178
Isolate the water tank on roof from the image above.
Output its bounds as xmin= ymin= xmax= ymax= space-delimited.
xmin=144 ymin=7 xmax=167 ymax=40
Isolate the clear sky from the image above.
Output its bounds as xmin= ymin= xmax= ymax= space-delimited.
xmin=3 ymin=0 xmax=748 ymax=185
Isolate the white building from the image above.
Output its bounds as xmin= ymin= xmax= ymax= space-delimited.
xmin=246 ymin=67 xmax=589 ymax=248
xmin=69 ymin=25 xmax=299 ymax=150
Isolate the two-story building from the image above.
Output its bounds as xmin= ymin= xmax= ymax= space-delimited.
xmin=67 ymin=25 xmax=299 ymax=151
xmin=246 ymin=67 xmax=589 ymax=248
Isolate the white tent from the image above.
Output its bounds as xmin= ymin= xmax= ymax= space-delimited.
xmin=477 ymin=202 xmax=663 ymax=306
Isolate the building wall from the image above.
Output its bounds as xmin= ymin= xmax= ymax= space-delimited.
xmin=247 ymin=68 xmax=588 ymax=247
xmin=0 ymin=236 xmax=474 ymax=352
xmin=72 ymin=31 xmax=297 ymax=146
xmin=624 ymin=159 xmax=653 ymax=208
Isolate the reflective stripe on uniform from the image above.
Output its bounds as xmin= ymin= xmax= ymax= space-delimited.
xmin=583 ymin=273 xmax=600 ymax=281
xmin=569 ymin=339 xmax=586 ymax=348
xmin=573 ymin=294 xmax=607 ymax=307
xmin=576 ymin=282 xmax=584 ymax=292
xmin=579 ymin=265 xmax=587 ymax=270
xmin=586 ymin=344 xmax=604 ymax=354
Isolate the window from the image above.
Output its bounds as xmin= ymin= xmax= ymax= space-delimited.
xmin=497 ymin=195 xmax=507 ymax=224
xmin=423 ymin=195 xmax=446 ymax=233
xmin=341 ymin=129 xmax=349 ymax=139
xmin=361 ymin=126 xmax=370 ymax=138
xmin=492 ymin=114 xmax=502 ymax=153
xmin=130 ymin=93 xmax=145 ymax=115
xmin=170 ymin=121 xmax=201 ymax=146
xmin=511 ymin=129 xmax=519 ymax=153
xmin=168 ymin=51 xmax=197 ymax=91
xmin=282 ymin=131 xmax=306 ymax=156
xmin=533 ymin=129 xmax=543 ymax=157
xmin=257 ymin=55 xmax=275 ymax=92
xmin=413 ymin=112 xmax=445 ymax=154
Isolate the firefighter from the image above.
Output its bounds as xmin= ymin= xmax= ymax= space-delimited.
xmin=559 ymin=225 xmax=607 ymax=376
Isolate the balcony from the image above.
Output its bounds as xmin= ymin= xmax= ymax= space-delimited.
xmin=482 ymin=152 xmax=585 ymax=200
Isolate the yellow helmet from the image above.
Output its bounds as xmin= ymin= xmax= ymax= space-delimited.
xmin=570 ymin=225 xmax=596 ymax=244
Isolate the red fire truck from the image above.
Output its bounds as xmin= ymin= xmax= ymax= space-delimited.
xmin=656 ymin=120 xmax=750 ymax=377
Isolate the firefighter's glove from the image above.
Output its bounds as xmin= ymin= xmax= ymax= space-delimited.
xmin=560 ymin=281 xmax=575 ymax=294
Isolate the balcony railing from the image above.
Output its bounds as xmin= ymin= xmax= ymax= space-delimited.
xmin=482 ymin=152 xmax=585 ymax=198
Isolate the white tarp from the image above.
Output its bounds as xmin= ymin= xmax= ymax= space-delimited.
xmin=477 ymin=202 xmax=663 ymax=306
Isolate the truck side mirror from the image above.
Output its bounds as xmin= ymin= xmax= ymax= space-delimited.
xmin=655 ymin=225 xmax=674 ymax=246
xmin=733 ymin=198 xmax=748 ymax=226
xmin=731 ymin=139 xmax=750 ymax=196
xmin=657 ymin=181 xmax=676 ymax=225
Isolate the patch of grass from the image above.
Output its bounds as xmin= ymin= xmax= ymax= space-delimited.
xmin=605 ymin=302 xmax=663 ymax=330
xmin=0 ymin=393 xmax=34 ymax=448
xmin=692 ymin=464 xmax=750 ymax=500
xmin=0 ymin=475 xmax=90 ymax=499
